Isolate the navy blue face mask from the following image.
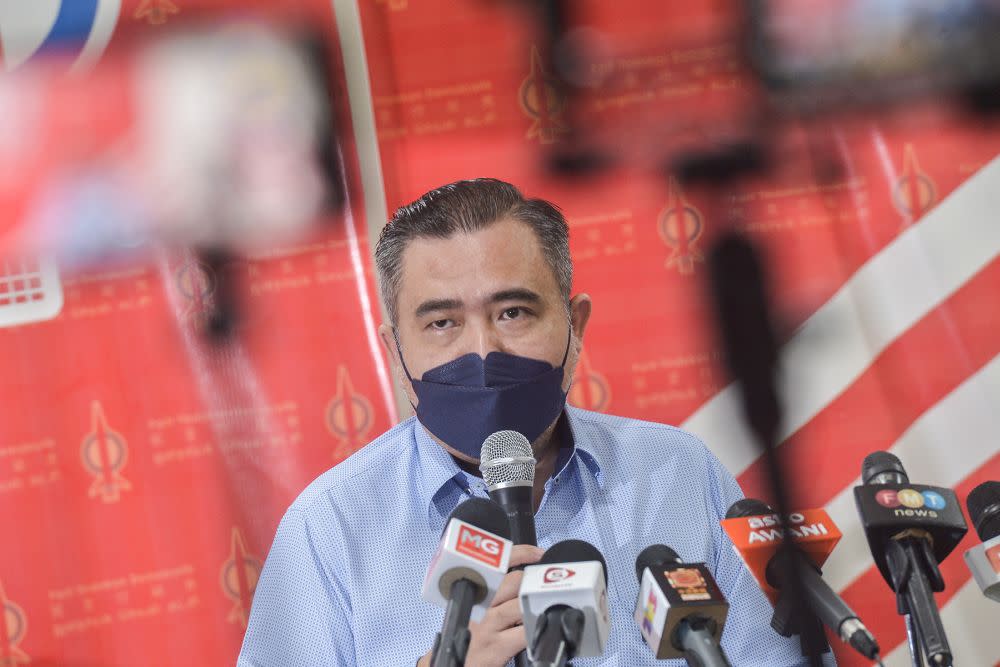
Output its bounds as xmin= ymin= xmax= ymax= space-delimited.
xmin=395 ymin=328 xmax=572 ymax=460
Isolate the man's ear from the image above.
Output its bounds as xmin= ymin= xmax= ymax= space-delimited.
xmin=378 ymin=323 xmax=401 ymax=369
xmin=569 ymin=293 xmax=592 ymax=341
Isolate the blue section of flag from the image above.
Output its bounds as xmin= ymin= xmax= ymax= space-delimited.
xmin=37 ymin=0 xmax=99 ymax=54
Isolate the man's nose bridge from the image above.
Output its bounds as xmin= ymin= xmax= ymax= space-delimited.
xmin=469 ymin=318 xmax=503 ymax=357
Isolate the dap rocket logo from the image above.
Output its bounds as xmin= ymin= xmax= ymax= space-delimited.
xmin=325 ymin=366 xmax=374 ymax=459
xmin=0 ymin=0 xmax=120 ymax=73
xmin=220 ymin=527 xmax=262 ymax=629
xmin=0 ymin=579 xmax=29 ymax=666
xmin=133 ymin=0 xmax=179 ymax=25
xmin=657 ymin=179 xmax=704 ymax=274
xmin=893 ymin=144 xmax=937 ymax=224
xmin=543 ymin=567 xmax=576 ymax=584
xmin=174 ymin=260 xmax=216 ymax=327
xmin=80 ymin=401 xmax=132 ymax=503
xmin=520 ymin=47 xmax=568 ymax=144
xmin=568 ymin=349 xmax=610 ymax=412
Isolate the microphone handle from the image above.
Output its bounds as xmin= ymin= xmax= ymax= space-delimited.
xmin=891 ymin=539 xmax=952 ymax=666
xmin=488 ymin=485 xmax=537 ymax=667
xmin=432 ymin=578 xmax=478 ymax=667
xmin=489 ymin=485 xmax=537 ymax=547
xmin=677 ymin=618 xmax=732 ymax=667
xmin=529 ymin=606 xmax=584 ymax=667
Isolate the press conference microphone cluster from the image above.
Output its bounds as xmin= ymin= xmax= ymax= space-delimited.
xmin=422 ymin=497 xmax=513 ymax=667
xmin=519 ymin=539 xmax=610 ymax=667
xmin=721 ymin=499 xmax=881 ymax=662
xmin=633 ymin=544 xmax=732 ymax=667
xmin=854 ymin=451 xmax=968 ymax=667
xmin=964 ymin=480 xmax=1000 ymax=602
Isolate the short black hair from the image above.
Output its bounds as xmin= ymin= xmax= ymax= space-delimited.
xmin=374 ymin=178 xmax=572 ymax=324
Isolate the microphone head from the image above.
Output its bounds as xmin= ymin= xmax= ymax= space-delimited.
xmin=445 ymin=496 xmax=512 ymax=540
xmin=634 ymin=544 xmax=680 ymax=582
xmin=862 ymin=451 xmax=909 ymax=485
xmin=479 ymin=430 xmax=536 ymax=490
xmin=725 ymin=498 xmax=773 ymax=519
xmin=540 ymin=539 xmax=608 ymax=581
xmin=967 ymin=481 xmax=1000 ymax=541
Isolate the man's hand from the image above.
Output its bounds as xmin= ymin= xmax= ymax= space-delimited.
xmin=417 ymin=545 xmax=545 ymax=667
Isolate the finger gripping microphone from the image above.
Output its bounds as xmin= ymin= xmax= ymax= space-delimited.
xmin=854 ymin=451 xmax=969 ymax=667
xmin=721 ymin=499 xmax=880 ymax=661
xmin=633 ymin=544 xmax=731 ymax=667
xmin=519 ymin=539 xmax=610 ymax=667
xmin=422 ymin=497 xmax=513 ymax=667
xmin=964 ymin=481 xmax=1000 ymax=602
xmin=480 ymin=430 xmax=537 ymax=547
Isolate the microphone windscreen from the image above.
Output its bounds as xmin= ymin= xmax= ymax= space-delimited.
xmin=726 ymin=498 xmax=773 ymax=519
xmin=635 ymin=544 xmax=680 ymax=582
xmin=861 ymin=451 xmax=909 ymax=485
xmin=967 ymin=481 xmax=1000 ymax=541
xmin=540 ymin=539 xmax=608 ymax=580
xmin=446 ymin=497 xmax=512 ymax=540
xmin=480 ymin=430 xmax=535 ymax=488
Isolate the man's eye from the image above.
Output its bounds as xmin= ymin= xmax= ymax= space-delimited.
xmin=500 ymin=307 xmax=524 ymax=320
xmin=429 ymin=319 xmax=453 ymax=330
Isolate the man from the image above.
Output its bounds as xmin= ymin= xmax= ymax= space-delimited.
xmin=239 ymin=179 xmax=832 ymax=665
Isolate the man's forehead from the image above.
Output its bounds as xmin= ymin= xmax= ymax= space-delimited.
xmin=397 ymin=219 xmax=558 ymax=309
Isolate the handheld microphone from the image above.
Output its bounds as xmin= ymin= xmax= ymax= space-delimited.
xmin=963 ymin=481 xmax=1000 ymax=602
xmin=422 ymin=497 xmax=513 ymax=667
xmin=854 ymin=451 xmax=968 ymax=667
xmin=519 ymin=539 xmax=610 ymax=666
xmin=633 ymin=544 xmax=731 ymax=667
xmin=480 ymin=430 xmax=537 ymax=547
xmin=721 ymin=499 xmax=880 ymax=661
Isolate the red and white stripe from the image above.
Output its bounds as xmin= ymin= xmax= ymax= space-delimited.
xmin=683 ymin=154 xmax=1000 ymax=666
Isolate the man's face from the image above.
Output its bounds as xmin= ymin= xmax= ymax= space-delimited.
xmin=378 ymin=217 xmax=591 ymax=458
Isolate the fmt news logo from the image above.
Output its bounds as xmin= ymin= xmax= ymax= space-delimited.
xmin=876 ymin=488 xmax=948 ymax=518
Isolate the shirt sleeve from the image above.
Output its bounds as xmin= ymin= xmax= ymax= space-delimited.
xmin=237 ymin=507 xmax=356 ymax=667
xmin=705 ymin=453 xmax=838 ymax=667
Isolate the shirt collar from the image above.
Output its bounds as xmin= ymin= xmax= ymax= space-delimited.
xmin=411 ymin=406 xmax=608 ymax=517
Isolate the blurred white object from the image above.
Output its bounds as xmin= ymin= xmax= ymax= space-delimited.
xmin=0 ymin=21 xmax=332 ymax=265
xmin=0 ymin=256 xmax=63 ymax=327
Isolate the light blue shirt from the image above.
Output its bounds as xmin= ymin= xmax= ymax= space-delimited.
xmin=239 ymin=407 xmax=835 ymax=666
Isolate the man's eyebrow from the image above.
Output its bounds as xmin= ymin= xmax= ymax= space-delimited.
xmin=488 ymin=288 xmax=542 ymax=304
xmin=414 ymin=298 xmax=463 ymax=318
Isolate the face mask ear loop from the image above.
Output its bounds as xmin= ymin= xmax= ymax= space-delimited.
xmin=560 ymin=322 xmax=572 ymax=369
xmin=392 ymin=328 xmax=417 ymax=382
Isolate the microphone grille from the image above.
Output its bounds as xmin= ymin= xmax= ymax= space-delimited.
xmin=726 ymin=498 xmax=773 ymax=519
xmin=479 ymin=430 xmax=536 ymax=488
xmin=862 ymin=451 xmax=908 ymax=485
xmin=967 ymin=481 xmax=1000 ymax=542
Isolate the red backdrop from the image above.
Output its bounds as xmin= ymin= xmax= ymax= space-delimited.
xmin=1 ymin=0 xmax=998 ymax=665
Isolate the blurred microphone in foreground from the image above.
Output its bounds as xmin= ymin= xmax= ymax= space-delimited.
xmin=633 ymin=544 xmax=731 ymax=667
xmin=964 ymin=480 xmax=1000 ymax=603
